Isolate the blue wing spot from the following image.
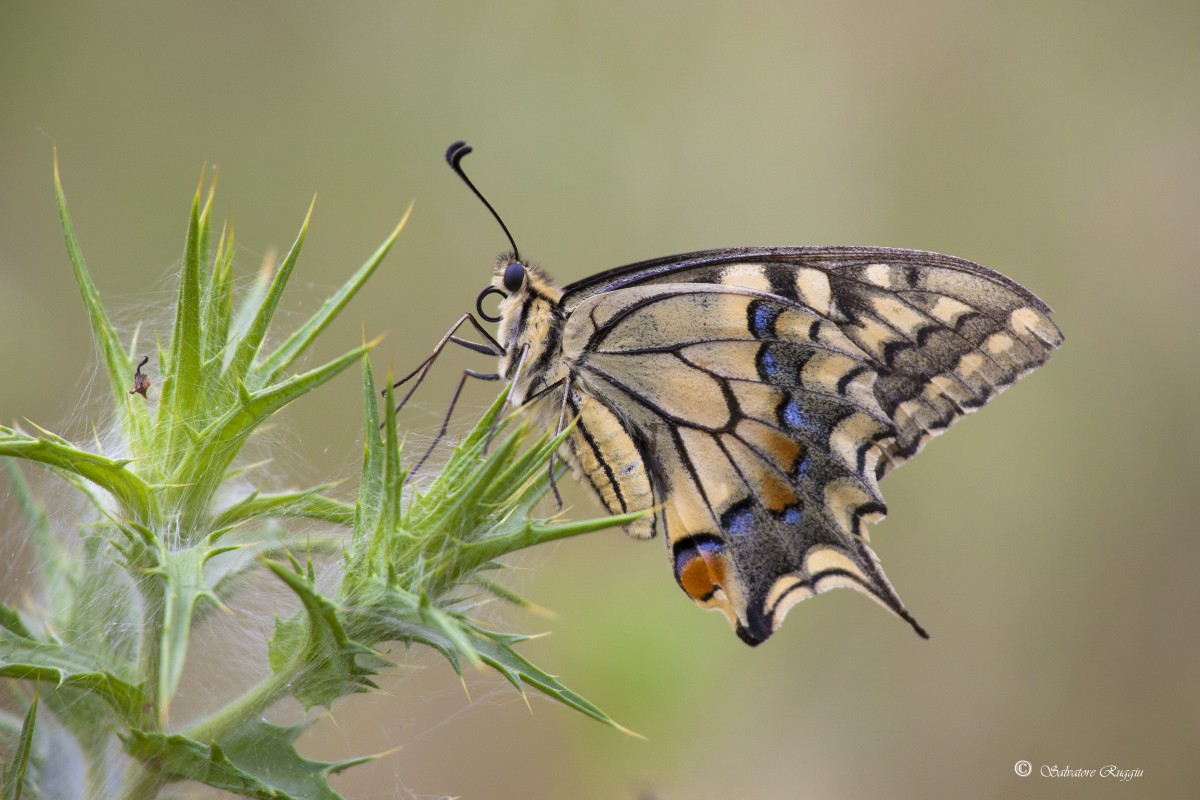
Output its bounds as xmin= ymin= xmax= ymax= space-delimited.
xmin=782 ymin=505 xmax=804 ymax=525
xmin=721 ymin=503 xmax=757 ymax=537
xmin=759 ymin=348 xmax=780 ymax=379
xmin=748 ymin=300 xmax=781 ymax=339
xmin=782 ymin=396 xmax=809 ymax=430
xmin=794 ymin=452 xmax=812 ymax=481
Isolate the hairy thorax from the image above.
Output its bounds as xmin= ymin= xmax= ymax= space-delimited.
xmin=492 ymin=259 xmax=567 ymax=406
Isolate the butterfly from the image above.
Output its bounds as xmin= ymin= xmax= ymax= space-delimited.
xmin=418 ymin=141 xmax=1063 ymax=646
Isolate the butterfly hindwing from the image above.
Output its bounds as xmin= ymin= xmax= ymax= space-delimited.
xmin=554 ymin=278 xmax=922 ymax=642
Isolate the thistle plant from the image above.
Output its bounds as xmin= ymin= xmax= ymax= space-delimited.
xmin=0 ymin=158 xmax=633 ymax=800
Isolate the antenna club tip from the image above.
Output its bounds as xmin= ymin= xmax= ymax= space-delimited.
xmin=446 ymin=140 xmax=473 ymax=166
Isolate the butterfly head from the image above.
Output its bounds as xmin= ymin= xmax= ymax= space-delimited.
xmin=480 ymin=253 xmax=565 ymax=402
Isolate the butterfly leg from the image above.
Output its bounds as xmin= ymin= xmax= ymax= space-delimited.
xmin=387 ymin=312 xmax=504 ymax=471
xmin=545 ymin=373 xmax=574 ymax=509
xmin=502 ymin=373 xmax=572 ymax=507
xmin=410 ymin=368 xmax=501 ymax=474
xmin=483 ymin=344 xmax=530 ymax=452
xmin=389 ymin=312 xmax=503 ymax=414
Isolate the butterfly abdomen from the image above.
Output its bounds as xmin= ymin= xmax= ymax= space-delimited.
xmin=557 ymin=390 xmax=659 ymax=540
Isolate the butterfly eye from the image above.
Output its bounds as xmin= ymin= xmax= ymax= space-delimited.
xmin=502 ymin=262 xmax=526 ymax=293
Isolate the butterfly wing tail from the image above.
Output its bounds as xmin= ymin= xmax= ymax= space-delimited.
xmin=737 ymin=513 xmax=928 ymax=645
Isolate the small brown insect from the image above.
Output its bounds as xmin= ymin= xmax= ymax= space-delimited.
xmin=129 ymin=355 xmax=151 ymax=398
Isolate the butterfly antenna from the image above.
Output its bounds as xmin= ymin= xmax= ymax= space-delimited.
xmin=446 ymin=140 xmax=520 ymax=260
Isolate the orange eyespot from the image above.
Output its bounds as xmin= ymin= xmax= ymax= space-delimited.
xmin=673 ymin=536 xmax=727 ymax=603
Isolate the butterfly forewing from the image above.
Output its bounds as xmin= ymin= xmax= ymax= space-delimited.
xmin=494 ymin=246 xmax=1061 ymax=644
xmin=561 ymin=247 xmax=1063 ymax=474
xmin=818 ymin=256 xmax=1062 ymax=471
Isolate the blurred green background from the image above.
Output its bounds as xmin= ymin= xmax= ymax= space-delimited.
xmin=2 ymin=2 xmax=1197 ymax=798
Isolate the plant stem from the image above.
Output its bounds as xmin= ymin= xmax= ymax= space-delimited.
xmin=135 ymin=573 xmax=165 ymax=732
xmin=114 ymin=655 xmax=300 ymax=800
xmin=180 ymin=655 xmax=297 ymax=742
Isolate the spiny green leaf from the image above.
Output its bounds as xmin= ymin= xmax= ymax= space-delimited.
xmin=466 ymin=626 xmax=637 ymax=735
xmin=265 ymin=560 xmax=377 ymax=709
xmin=126 ymin=716 xmax=373 ymax=800
xmin=353 ymin=606 xmax=632 ymax=735
xmin=0 ymin=605 xmax=32 ymax=641
xmin=347 ymin=357 xmax=385 ymax=575
xmin=51 ymin=531 xmax=144 ymax=675
xmin=380 ymin=379 xmax=403 ymax=550
xmin=211 ymin=486 xmax=355 ymax=531
xmin=191 ymin=534 xmax=343 ymax=630
xmin=228 ymin=198 xmax=315 ymax=387
xmin=168 ymin=339 xmax=377 ymax=532
xmin=417 ymin=597 xmax=484 ymax=669
xmin=0 ymin=427 xmax=153 ymax=521
xmin=225 ymin=249 xmax=274 ymax=371
xmin=0 ymin=635 xmax=146 ymax=726
xmin=52 ymin=151 xmax=150 ymax=445
xmin=157 ymin=171 xmax=208 ymax=454
xmin=461 ymin=510 xmax=647 ymax=567
xmin=1 ymin=687 xmax=36 ymax=800
xmin=484 ymin=424 xmax=565 ymax=496
xmin=196 ymin=171 xmax=217 ymax=285
xmin=350 ymin=365 xmax=407 ymax=584
xmin=451 ymin=422 xmax=572 ymax=525
xmin=219 ymin=718 xmax=376 ymax=796
xmin=401 ymin=393 xmax=515 ymax=535
xmin=472 ymin=576 xmax=557 ymax=617
xmin=413 ymin=426 xmax=524 ymax=533
xmin=125 ymin=730 xmax=279 ymax=799
xmin=393 ymin=418 xmax=572 ymax=591
xmin=123 ymin=725 xmax=312 ymax=800
xmin=453 ymin=384 xmax=511 ymax=453
xmin=254 ymin=204 xmax=412 ymax=385
xmin=201 ymin=219 xmax=236 ymax=370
